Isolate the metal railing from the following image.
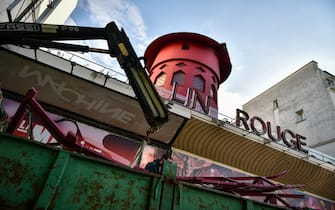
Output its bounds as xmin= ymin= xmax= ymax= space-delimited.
xmin=45 ymin=49 xmax=129 ymax=82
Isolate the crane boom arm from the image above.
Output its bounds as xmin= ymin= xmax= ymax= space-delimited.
xmin=0 ymin=21 xmax=168 ymax=130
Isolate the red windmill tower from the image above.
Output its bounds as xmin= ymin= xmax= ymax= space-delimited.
xmin=144 ymin=33 xmax=232 ymax=117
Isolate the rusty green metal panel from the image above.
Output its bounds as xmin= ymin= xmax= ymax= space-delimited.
xmin=0 ymin=133 xmax=153 ymax=209
xmin=175 ymin=183 xmax=244 ymax=210
xmin=34 ymin=151 xmax=70 ymax=209
xmin=44 ymin=156 xmax=152 ymax=210
xmin=0 ymin=133 xmax=289 ymax=210
xmin=0 ymin=133 xmax=59 ymax=208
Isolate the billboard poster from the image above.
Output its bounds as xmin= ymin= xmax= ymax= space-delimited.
xmin=171 ymin=150 xmax=335 ymax=210
xmin=0 ymin=48 xmax=186 ymax=145
xmin=3 ymin=97 xmax=142 ymax=166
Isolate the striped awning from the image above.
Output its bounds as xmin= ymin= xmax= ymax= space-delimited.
xmin=173 ymin=116 xmax=335 ymax=200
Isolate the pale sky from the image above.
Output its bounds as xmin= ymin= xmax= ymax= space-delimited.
xmin=68 ymin=0 xmax=335 ymax=118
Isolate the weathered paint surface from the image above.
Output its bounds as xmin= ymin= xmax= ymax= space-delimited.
xmin=0 ymin=132 xmax=289 ymax=210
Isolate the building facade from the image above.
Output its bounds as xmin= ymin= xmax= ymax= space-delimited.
xmin=243 ymin=61 xmax=335 ymax=157
xmin=0 ymin=0 xmax=78 ymax=24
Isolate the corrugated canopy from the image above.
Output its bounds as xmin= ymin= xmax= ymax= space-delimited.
xmin=172 ymin=116 xmax=335 ymax=200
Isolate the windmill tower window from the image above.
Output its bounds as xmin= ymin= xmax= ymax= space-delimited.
xmin=172 ymin=70 xmax=185 ymax=85
xmin=194 ymin=75 xmax=205 ymax=91
xmin=155 ymin=72 xmax=166 ymax=87
xmin=210 ymin=85 xmax=217 ymax=101
xmin=182 ymin=42 xmax=189 ymax=50
xmin=176 ymin=62 xmax=186 ymax=68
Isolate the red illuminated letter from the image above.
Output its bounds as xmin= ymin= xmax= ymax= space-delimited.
xmin=236 ymin=109 xmax=249 ymax=130
xmin=250 ymin=116 xmax=266 ymax=136
xmin=293 ymin=134 xmax=308 ymax=153
xmin=281 ymin=129 xmax=295 ymax=148
xmin=267 ymin=122 xmax=282 ymax=142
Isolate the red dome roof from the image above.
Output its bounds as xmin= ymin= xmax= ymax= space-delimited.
xmin=144 ymin=32 xmax=232 ymax=83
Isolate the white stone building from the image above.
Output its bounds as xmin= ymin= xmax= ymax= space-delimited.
xmin=0 ymin=0 xmax=78 ymax=24
xmin=243 ymin=61 xmax=335 ymax=157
